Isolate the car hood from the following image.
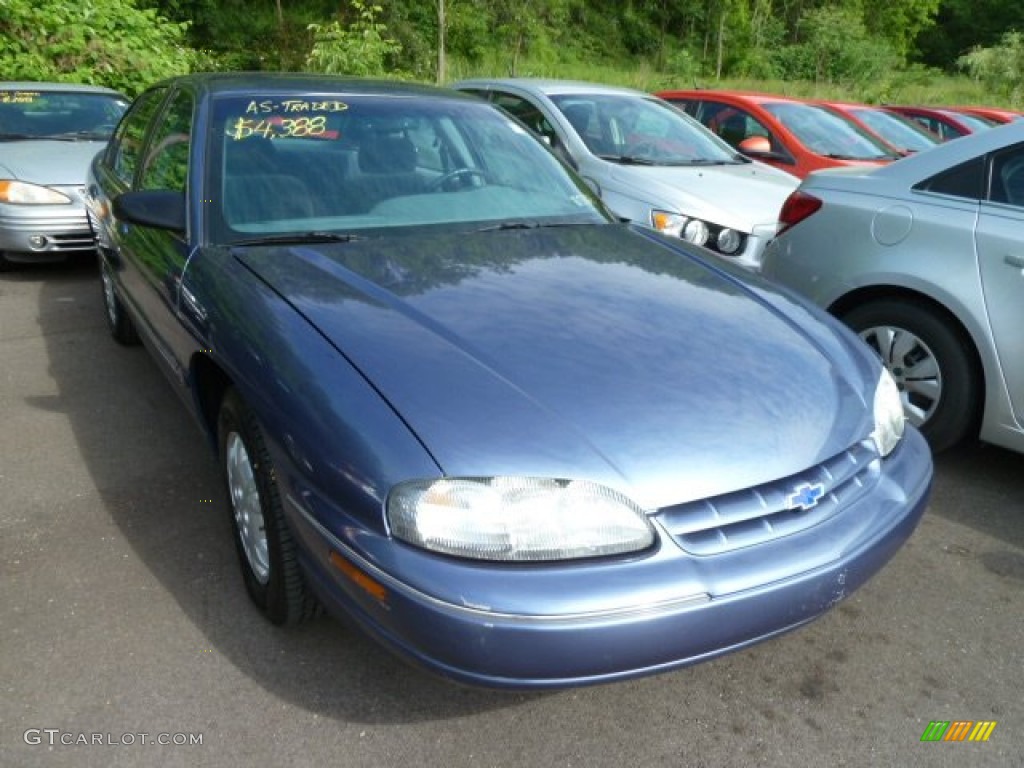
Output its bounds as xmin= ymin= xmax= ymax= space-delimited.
xmin=599 ymin=161 xmax=798 ymax=230
xmin=235 ymin=225 xmax=875 ymax=508
xmin=0 ymin=140 xmax=106 ymax=184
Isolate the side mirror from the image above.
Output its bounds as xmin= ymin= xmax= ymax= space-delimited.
xmin=738 ymin=136 xmax=772 ymax=154
xmin=112 ymin=190 xmax=186 ymax=232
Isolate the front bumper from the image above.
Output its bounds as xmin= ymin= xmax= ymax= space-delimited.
xmin=290 ymin=428 xmax=932 ymax=689
xmin=0 ymin=190 xmax=95 ymax=262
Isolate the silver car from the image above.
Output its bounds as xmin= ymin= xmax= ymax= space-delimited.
xmin=762 ymin=121 xmax=1024 ymax=454
xmin=0 ymin=82 xmax=129 ymax=269
xmin=453 ymin=78 xmax=799 ymax=270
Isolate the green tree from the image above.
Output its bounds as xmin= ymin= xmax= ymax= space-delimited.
xmin=306 ymin=0 xmax=403 ymax=76
xmin=776 ymin=5 xmax=899 ymax=87
xmin=862 ymin=0 xmax=941 ymax=59
xmin=0 ymin=0 xmax=193 ymax=95
xmin=957 ymin=31 xmax=1024 ymax=105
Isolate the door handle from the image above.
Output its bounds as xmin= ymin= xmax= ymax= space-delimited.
xmin=1004 ymin=254 xmax=1024 ymax=270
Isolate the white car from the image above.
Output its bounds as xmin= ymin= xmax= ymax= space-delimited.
xmin=453 ymin=78 xmax=799 ymax=270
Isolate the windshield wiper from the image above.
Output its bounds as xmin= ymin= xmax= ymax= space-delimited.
xmin=687 ymin=157 xmax=742 ymax=165
xmin=596 ymin=154 xmax=657 ymax=166
xmin=0 ymin=133 xmax=39 ymax=141
xmin=229 ymin=231 xmax=365 ymax=247
xmin=474 ymin=220 xmax=595 ymax=233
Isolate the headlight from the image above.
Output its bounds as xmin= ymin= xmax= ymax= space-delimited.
xmin=682 ymin=218 xmax=710 ymax=246
xmin=716 ymin=228 xmax=742 ymax=254
xmin=0 ymin=180 xmax=71 ymax=205
xmin=651 ymin=210 xmax=685 ymax=238
xmin=651 ymin=210 xmax=746 ymax=256
xmin=387 ymin=477 xmax=655 ymax=561
xmin=871 ymin=368 xmax=905 ymax=457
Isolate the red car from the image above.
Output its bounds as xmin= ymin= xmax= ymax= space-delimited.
xmin=882 ymin=105 xmax=993 ymax=141
xmin=818 ymin=100 xmax=941 ymax=156
xmin=946 ymin=106 xmax=1022 ymax=125
xmin=657 ymin=89 xmax=899 ymax=179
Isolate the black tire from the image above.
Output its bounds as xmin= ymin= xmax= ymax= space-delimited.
xmin=218 ymin=387 xmax=320 ymax=625
xmin=841 ymin=299 xmax=980 ymax=453
xmin=99 ymin=259 xmax=139 ymax=345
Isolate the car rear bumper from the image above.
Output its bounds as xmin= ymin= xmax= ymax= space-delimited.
xmin=291 ymin=428 xmax=932 ymax=689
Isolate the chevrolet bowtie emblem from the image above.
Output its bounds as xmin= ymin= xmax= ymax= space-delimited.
xmin=787 ymin=482 xmax=825 ymax=510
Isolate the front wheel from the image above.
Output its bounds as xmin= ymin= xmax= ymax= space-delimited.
xmin=218 ymin=388 xmax=320 ymax=625
xmin=841 ymin=299 xmax=980 ymax=453
xmin=100 ymin=260 xmax=139 ymax=345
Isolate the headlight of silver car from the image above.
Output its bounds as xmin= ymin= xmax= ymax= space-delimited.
xmin=651 ymin=209 xmax=746 ymax=256
xmin=387 ymin=477 xmax=655 ymax=561
xmin=871 ymin=368 xmax=905 ymax=457
xmin=0 ymin=180 xmax=72 ymax=205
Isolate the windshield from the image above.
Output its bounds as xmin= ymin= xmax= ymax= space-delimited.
xmin=548 ymin=93 xmax=741 ymax=165
xmin=942 ymin=110 xmax=995 ymax=132
xmin=764 ymin=102 xmax=896 ymax=160
xmin=0 ymin=89 xmax=129 ymax=140
xmin=849 ymin=107 xmax=940 ymax=153
xmin=209 ymin=93 xmax=608 ymax=243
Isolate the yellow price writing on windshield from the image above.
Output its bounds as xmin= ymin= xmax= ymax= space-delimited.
xmin=231 ymin=115 xmax=331 ymax=140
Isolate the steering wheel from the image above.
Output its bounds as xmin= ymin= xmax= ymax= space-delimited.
xmin=429 ymin=167 xmax=488 ymax=192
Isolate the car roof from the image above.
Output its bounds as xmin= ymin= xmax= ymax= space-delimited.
xmin=0 ymin=81 xmax=126 ymax=96
xmin=452 ymin=77 xmax=650 ymax=99
xmin=143 ymin=72 xmax=478 ymax=102
xmin=658 ymin=89 xmax=808 ymax=106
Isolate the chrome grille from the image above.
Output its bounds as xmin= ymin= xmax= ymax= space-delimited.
xmin=657 ymin=441 xmax=879 ymax=556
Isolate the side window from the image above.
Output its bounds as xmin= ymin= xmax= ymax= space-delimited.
xmin=988 ymin=145 xmax=1024 ymax=207
xmin=701 ymin=104 xmax=758 ymax=146
xmin=914 ymin=156 xmax=984 ymax=200
xmin=139 ymin=90 xmax=192 ymax=193
xmin=489 ymin=92 xmax=558 ymax=145
xmin=109 ymin=87 xmax=167 ymax=186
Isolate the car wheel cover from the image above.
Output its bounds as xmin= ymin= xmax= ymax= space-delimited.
xmin=859 ymin=324 xmax=942 ymax=428
xmin=100 ymin=267 xmax=118 ymax=327
xmin=226 ymin=431 xmax=270 ymax=585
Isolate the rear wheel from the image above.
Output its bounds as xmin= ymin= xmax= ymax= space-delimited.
xmin=841 ymin=299 xmax=979 ymax=452
xmin=218 ymin=388 xmax=320 ymax=625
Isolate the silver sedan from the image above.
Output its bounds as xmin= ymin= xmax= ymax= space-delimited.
xmin=762 ymin=121 xmax=1024 ymax=454
xmin=0 ymin=82 xmax=129 ymax=269
xmin=453 ymin=78 xmax=799 ymax=270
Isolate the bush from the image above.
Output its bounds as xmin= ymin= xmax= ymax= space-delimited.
xmin=0 ymin=0 xmax=193 ymax=96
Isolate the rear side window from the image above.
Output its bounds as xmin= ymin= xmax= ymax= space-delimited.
xmin=988 ymin=144 xmax=1024 ymax=207
xmin=914 ymin=156 xmax=985 ymax=200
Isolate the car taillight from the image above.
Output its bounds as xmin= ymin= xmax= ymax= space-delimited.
xmin=777 ymin=190 xmax=823 ymax=236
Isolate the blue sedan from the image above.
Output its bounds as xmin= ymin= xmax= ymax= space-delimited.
xmin=86 ymin=73 xmax=932 ymax=689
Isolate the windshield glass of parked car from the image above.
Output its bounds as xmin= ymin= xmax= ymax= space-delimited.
xmin=548 ymin=93 xmax=741 ymax=166
xmin=209 ymin=93 xmax=608 ymax=242
xmin=764 ymin=102 xmax=896 ymax=160
xmin=0 ymin=89 xmax=129 ymax=140
xmin=850 ymin=107 xmax=939 ymax=153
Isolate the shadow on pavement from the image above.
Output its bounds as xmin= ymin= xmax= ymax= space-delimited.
xmin=30 ymin=262 xmax=539 ymax=725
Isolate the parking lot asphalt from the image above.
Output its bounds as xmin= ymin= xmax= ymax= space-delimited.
xmin=2 ymin=258 xmax=1022 ymax=768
